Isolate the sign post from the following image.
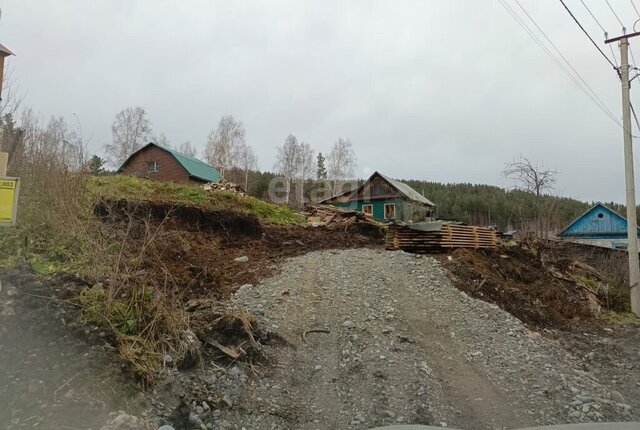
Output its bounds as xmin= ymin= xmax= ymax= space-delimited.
xmin=0 ymin=177 xmax=19 ymax=226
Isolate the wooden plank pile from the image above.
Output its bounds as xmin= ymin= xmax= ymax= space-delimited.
xmin=386 ymin=222 xmax=497 ymax=252
xmin=306 ymin=204 xmax=376 ymax=227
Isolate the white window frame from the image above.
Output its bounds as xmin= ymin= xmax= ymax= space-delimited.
xmin=362 ymin=204 xmax=373 ymax=216
xmin=147 ymin=160 xmax=159 ymax=173
xmin=384 ymin=203 xmax=396 ymax=219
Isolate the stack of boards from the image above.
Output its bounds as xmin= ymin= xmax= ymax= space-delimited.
xmin=386 ymin=222 xmax=497 ymax=253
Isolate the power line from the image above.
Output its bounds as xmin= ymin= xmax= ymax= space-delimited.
xmin=632 ymin=0 xmax=640 ymax=20
xmin=577 ymin=0 xmax=622 ymax=68
xmin=513 ymin=0 xmax=620 ymax=122
xmin=580 ymin=0 xmax=606 ymax=33
xmin=558 ymin=0 xmax=618 ymax=70
xmin=605 ymin=0 xmax=626 ymax=29
xmin=610 ymin=44 xmax=620 ymax=67
xmin=499 ymin=0 xmax=622 ymax=127
xmin=632 ymin=102 xmax=640 ymax=131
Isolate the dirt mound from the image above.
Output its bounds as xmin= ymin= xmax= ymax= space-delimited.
xmin=94 ymin=198 xmax=263 ymax=238
xmin=442 ymin=244 xmax=604 ymax=328
xmin=92 ymin=199 xmax=384 ymax=300
xmin=146 ymin=222 xmax=383 ymax=300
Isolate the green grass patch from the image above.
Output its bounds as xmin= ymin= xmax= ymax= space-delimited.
xmin=88 ymin=175 xmax=303 ymax=224
xmin=602 ymin=309 xmax=640 ymax=326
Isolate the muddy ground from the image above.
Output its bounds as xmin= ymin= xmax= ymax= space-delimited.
xmin=0 ymin=266 xmax=149 ymax=430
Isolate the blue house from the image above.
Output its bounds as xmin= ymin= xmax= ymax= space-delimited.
xmin=558 ymin=202 xmax=640 ymax=250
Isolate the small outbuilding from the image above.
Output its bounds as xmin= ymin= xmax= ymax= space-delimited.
xmin=558 ymin=202 xmax=640 ymax=250
xmin=322 ymin=171 xmax=435 ymax=222
xmin=118 ymin=143 xmax=221 ymax=185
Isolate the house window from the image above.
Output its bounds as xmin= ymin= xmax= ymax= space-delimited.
xmin=362 ymin=204 xmax=373 ymax=216
xmin=597 ymin=213 xmax=604 ymax=219
xmin=147 ymin=161 xmax=159 ymax=172
xmin=384 ymin=203 xmax=396 ymax=219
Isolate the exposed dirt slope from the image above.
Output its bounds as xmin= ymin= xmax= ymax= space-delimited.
xmin=95 ymin=198 xmax=385 ymax=300
xmin=441 ymin=243 xmax=614 ymax=328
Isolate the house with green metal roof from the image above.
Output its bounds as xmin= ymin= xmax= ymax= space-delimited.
xmin=321 ymin=171 xmax=435 ymax=222
xmin=118 ymin=142 xmax=221 ymax=184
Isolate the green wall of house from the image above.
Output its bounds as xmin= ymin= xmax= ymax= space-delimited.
xmin=334 ymin=198 xmax=404 ymax=221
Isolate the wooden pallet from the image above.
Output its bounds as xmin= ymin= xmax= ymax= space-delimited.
xmin=386 ymin=223 xmax=497 ymax=252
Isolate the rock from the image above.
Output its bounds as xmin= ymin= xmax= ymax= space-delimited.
xmin=100 ymin=411 xmax=146 ymax=430
xmin=342 ymin=320 xmax=355 ymax=329
xmin=314 ymin=365 xmax=323 ymax=371
xmin=237 ymin=284 xmax=252 ymax=292
xmin=227 ymin=366 xmax=242 ymax=380
xmin=234 ymin=256 xmax=249 ymax=263
xmin=188 ymin=412 xmax=204 ymax=427
xmin=222 ymin=394 xmax=233 ymax=408
xmin=610 ymin=390 xmax=625 ymax=403
xmin=202 ymin=401 xmax=210 ymax=411
xmin=158 ymin=426 xmax=175 ymax=430
xmin=212 ymin=409 xmax=222 ymax=419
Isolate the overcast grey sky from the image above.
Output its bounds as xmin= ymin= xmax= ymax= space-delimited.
xmin=0 ymin=1 xmax=638 ymax=202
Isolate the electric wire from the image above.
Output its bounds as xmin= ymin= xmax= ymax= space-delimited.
xmin=605 ymin=0 xmax=626 ymax=29
xmin=580 ymin=0 xmax=606 ymax=33
xmin=514 ymin=0 xmax=616 ymax=119
xmin=632 ymin=102 xmax=640 ymax=131
xmin=558 ymin=0 xmax=618 ymax=70
xmin=632 ymin=0 xmax=640 ymax=20
xmin=610 ymin=44 xmax=620 ymax=67
xmin=578 ymin=0 xmax=622 ymax=69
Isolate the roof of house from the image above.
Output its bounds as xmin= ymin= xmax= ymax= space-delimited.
xmin=0 ymin=43 xmax=14 ymax=57
xmin=119 ymin=142 xmax=221 ymax=182
xmin=559 ymin=202 xmax=640 ymax=237
xmin=318 ymin=187 xmax=357 ymax=204
xmin=374 ymin=172 xmax=435 ymax=206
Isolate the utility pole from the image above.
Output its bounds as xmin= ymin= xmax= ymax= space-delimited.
xmin=606 ymin=31 xmax=640 ymax=315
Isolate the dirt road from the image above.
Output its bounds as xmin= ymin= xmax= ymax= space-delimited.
xmin=2 ymin=250 xmax=637 ymax=430
xmin=214 ymin=249 xmax=636 ymax=430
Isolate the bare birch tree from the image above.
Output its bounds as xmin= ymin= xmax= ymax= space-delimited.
xmin=105 ymin=106 xmax=152 ymax=167
xmin=236 ymin=142 xmax=257 ymax=190
xmin=503 ymin=157 xmax=557 ymax=198
xmin=204 ymin=115 xmax=245 ymax=178
xmin=503 ymin=156 xmax=558 ymax=237
xmin=154 ymin=132 xmax=171 ymax=148
xmin=274 ymin=134 xmax=300 ymax=204
xmin=179 ymin=140 xmax=197 ymax=157
xmin=297 ymin=142 xmax=314 ymax=204
xmin=327 ymin=138 xmax=357 ymax=195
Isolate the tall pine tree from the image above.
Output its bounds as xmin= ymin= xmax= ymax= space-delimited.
xmin=316 ymin=152 xmax=327 ymax=180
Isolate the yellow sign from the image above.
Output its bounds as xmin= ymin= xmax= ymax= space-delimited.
xmin=0 ymin=177 xmax=19 ymax=226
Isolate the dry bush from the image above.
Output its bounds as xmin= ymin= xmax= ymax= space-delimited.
xmin=79 ymin=206 xmax=197 ymax=382
xmin=0 ymin=111 xmax=92 ymax=270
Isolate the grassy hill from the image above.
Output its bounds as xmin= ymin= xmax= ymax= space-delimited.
xmin=88 ymin=175 xmax=304 ymax=225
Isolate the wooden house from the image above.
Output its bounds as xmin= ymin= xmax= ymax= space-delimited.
xmin=118 ymin=143 xmax=221 ymax=185
xmin=558 ymin=202 xmax=640 ymax=250
xmin=322 ymin=171 xmax=435 ymax=222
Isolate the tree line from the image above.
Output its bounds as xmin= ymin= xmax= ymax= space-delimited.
xmin=0 ymin=104 xmax=631 ymax=234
